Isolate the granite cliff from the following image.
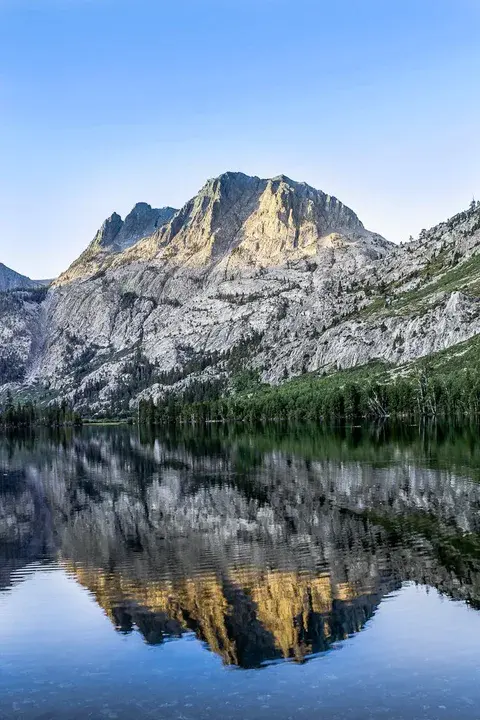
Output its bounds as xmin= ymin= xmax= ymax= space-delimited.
xmin=1 ymin=173 xmax=480 ymax=413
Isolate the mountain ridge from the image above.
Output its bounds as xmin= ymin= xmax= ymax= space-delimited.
xmin=56 ymin=172 xmax=390 ymax=284
xmin=55 ymin=203 xmax=177 ymax=285
xmin=0 ymin=263 xmax=47 ymax=292
xmin=1 ymin=171 xmax=480 ymax=414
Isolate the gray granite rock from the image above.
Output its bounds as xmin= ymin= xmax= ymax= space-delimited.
xmin=2 ymin=174 xmax=480 ymax=410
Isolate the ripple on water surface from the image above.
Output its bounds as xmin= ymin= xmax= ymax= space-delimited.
xmin=1 ymin=423 xmax=480 ymax=718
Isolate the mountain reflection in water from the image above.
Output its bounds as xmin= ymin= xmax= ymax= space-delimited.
xmin=1 ymin=423 xmax=480 ymax=669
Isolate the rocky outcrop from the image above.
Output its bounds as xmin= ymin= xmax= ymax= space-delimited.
xmin=55 ymin=203 xmax=177 ymax=284
xmin=116 ymin=172 xmax=390 ymax=269
xmin=2 ymin=174 xmax=480 ymax=411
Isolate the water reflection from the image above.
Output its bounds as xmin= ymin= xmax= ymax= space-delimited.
xmin=1 ymin=423 xmax=480 ymax=668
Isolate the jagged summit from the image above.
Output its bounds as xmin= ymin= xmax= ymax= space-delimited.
xmin=92 ymin=212 xmax=124 ymax=250
xmin=56 ymin=172 xmax=389 ymax=284
xmin=119 ymin=171 xmax=390 ymax=269
xmin=91 ymin=203 xmax=177 ymax=253
xmin=115 ymin=203 xmax=177 ymax=251
xmin=56 ymin=202 xmax=178 ymax=284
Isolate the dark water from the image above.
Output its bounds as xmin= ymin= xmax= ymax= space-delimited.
xmin=1 ymin=423 xmax=480 ymax=719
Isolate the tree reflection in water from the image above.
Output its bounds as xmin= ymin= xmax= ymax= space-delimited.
xmin=1 ymin=422 xmax=480 ymax=668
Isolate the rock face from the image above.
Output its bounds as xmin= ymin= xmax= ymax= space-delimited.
xmin=56 ymin=203 xmax=177 ymax=284
xmin=116 ymin=172 xmax=390 ymax=269
xmin=0 ymin=289 xmax=46 ymax=383
xmin=2 ymin=173 xmax=480 ymax=412
xmin=0 ymin=263 xmax=41 ymax=292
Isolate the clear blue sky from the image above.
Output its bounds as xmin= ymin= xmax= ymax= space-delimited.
xmin=1 ymin=0 xmax=479 ymax=278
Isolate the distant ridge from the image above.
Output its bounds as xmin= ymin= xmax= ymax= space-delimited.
xmin=0 ymin=263 xmax=45 ymax=292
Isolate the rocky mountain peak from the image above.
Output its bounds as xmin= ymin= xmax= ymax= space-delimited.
xmin=126 ymin=171 xmax=388 ymax=268
xmin=4 ymin=174 xmax=480 ymax=415
xmin=92 ymin=212 xmax=123 ymax=250
xmin=92 ymin=204 xmax=177 ymax=253
xmin=114 ymin=203 xmax=177 ymax=252
xmin=55 ymin=202 xmax=178 ymax=285
xmin=205 ymin=170 xmax=260 ymax=190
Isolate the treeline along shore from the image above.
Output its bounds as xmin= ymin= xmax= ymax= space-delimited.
xmin=0 ymin=393 xmax=82 ymax=428
xmin=137 ymin=362 xmax=480 ymax=426
xmin=3 ymin=354 xmax=480 ymax=429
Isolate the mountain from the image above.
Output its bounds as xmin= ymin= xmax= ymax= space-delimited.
xmin=55 ymin=173 xmax=388 ymax=285
xmin=114 ymin=171 xmax=391 ymax=269
xmin=57 ymin=203 xmax=177 ymax=284
xmin=0 ymin=263 xmax=44 ymax=292
xmin=0 ymin=172 xmax=479 ymax=413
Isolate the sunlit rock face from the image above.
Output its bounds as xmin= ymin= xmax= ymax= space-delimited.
xmin=0 ymin=173 xmax=390 ymax=408
xmin=55 ymin=203 xmax=177 ymax=285
xmin=1 ymin=427 xmax=480 ymax=667
xmin=2 ymin=173 xmax=480 ymax=413
xmin=114 ymin=172 xmax=388 ymax=269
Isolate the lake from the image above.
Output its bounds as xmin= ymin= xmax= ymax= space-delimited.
xmin=1 ymin=423 xmax=480 ymax=719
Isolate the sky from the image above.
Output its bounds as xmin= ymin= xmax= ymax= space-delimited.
xmin=1 ymin=0 xmax=480 ymax=279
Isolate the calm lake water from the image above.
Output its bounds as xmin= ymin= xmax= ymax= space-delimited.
xmin=1 ymin=423 xmax=480 ymax=719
